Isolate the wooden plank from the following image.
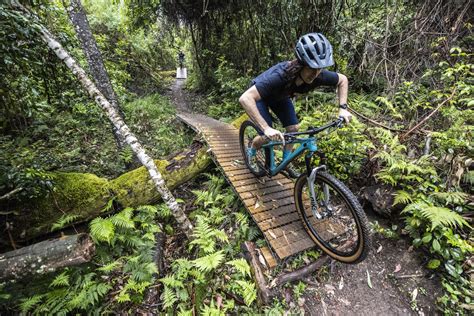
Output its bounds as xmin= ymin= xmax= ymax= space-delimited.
xmin=259 ymin=212 xmax=301 ymax=231
xmin=252 ymin=204 xmax=297 ymax=222
xmin=265 ymin=227 xmax=310 ymax=250
xmin=247 ymin=196 xmax=295 ymax=215
xmin=259 ymin=247 xmax=278 ymax=269
xmin=242 ymin=189 xmax=294 ymax=208
xmin=275 ymin=237 xmax=315 ymax=259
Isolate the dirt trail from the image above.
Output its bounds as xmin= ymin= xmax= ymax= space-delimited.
xmin=302 ymin=219 xmax=441 ymax=315
xmin=168 ymin=79 xmax=442 ymax=315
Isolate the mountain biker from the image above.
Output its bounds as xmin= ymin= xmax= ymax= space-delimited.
xmin=239 ymin=32 xmax=351 ymax=177
xmin=178 ymin=51 xmax=185 ymax=68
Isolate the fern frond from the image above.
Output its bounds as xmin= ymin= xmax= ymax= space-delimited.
xmin=50 ymin=271 xmax=70 ymax=287
xmin=110 ymin=208 xmax=135 ymax=229
xmin=235 ymin=280 xmax=257 ymax=306
xmin=160 ymin=275 xmax=184 ymax=288
xmin=419 ymin=206 xmax=470 ymax=230
xmin=430 ymin=191 xmax=468 ymax=206
xmin=226 ymin=258 xmax=251 ymax=277
xmin=373 ymin=151 xmax=396 ymax=166
xmin=213 ymin=229 xmax=229 ymax=243
xmin=463 ymin=170 xmax=474 ymax=185
xmin=178 ymin=309 xmax=193 ymax=316
xmin=89 ymin=218 xmax=115 ymax=243
xmin=51 ymin=214 xmax=80 ymax=231
xmin=247 ymin=226 xmax=261 ymax=240
xmin=19 ymin=294 xmax=44 ymax=312
xmin=97 ymin=260 xmax=121 ymax=273
xmin=193 ymin=251 xmax=225 ymax=272
xmin=375 ymin=173 xmax=397 ymax=186
xmin=136 ymin=205 xmax=158 ymax=215
xmin=101 ymin=197 xmax=116 ymax=213
xmin=161 ymin=286 xmax=177 ymax=309
xmin=393 ymin=190 xmax=413 ymax=206
xmin=234 ymin=212 xmax=248 ymax=225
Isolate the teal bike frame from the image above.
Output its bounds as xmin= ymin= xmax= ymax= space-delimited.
xmin=259 ymin=118 xmax=344 ymax=178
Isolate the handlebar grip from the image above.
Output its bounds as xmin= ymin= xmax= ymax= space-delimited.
xmin=336 ymin=116 xmax=345 ymax=127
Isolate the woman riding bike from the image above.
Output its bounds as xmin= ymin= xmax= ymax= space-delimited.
xmin=239 ymin=32 xmax=351 ymax=177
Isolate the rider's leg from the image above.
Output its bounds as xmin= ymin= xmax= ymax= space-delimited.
xmin=272 ymin=98 xmax=301 ymax=178
xmin=283 ymin=124 xmax=299 ymax=158
xmin=250 ymin=100 xmax=273 ymax=150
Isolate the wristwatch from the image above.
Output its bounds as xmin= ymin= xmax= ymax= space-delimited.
xmin=339 ymin=103 xmax=348 ymax=110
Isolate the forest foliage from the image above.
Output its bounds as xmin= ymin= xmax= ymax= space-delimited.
xmin=0 ymin=0 xmax=472 ymax=314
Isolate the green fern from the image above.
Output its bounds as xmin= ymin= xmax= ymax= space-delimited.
xmin=393 ymin=190 xmax=413 ymax=206
xmin=420 ymin=206 xmax=470 ymax=229
xmin=19 ymin=294 xmax=44 ymax=312
xmin=50 ymin=271 xmax=70 ymax=287
xmin=160 ymin=275 xmax=185 ymax=288
xmin=235 ymin=280 xmax=257 ymax=306
xmin=90 ymin=217 xmax=115 ymax=243
xmin=101 ymin=196 xmax=116 ymax=213
xmin=234 ymin=212 xmax=248 ymax=225
xmin=200 ymin=301 xmax=226 ymax=316
xmin=110 ymin=208 xmax=135 ymax=229
xmin=51 ymin=214 xmax=80 ymax=231
xmin=403 ymin=202 xmax=470 ymax=229
xmin=226 ymin=258 xmax=251 ymax=277
xmin=97 ymin=260 xmax=121 ymax=273
xmin=190 ymin=218 xmax=228 ymax=253
xmin=161 ymin=286 xmax=177 ymax=309
xmin=178 ymin=309 xmax=193 ymax=316
xmin=193 ymin=251 xmax=225 ymax=272
xmin=431 ymin=191 xmax=468 ymax=206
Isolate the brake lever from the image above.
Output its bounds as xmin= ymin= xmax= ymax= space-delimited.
xmin=336 ymin=116 xmax=345 ymax=128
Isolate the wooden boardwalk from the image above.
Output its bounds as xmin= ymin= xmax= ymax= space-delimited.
xmin=177 ymin=112 xmax=318 ymax=267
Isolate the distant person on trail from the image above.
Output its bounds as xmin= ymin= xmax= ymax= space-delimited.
xmin=178 ymin=51 xmax=185 ymax=69
xmin=239 ymin=33 xmax=351 ymax=177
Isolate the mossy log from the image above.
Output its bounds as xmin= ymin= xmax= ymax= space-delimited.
xmin=1 ymin=141 xmax=212 ymax=243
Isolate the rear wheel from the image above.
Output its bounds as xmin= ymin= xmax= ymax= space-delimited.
xmin=294 ymin=171 xmax=370 ymax=263
xmin=239 ymin=120 xmax=268 ymax=177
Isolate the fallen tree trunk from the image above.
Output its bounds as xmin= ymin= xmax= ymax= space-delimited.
xmin=0 ymin=233 xmax=94 ymax=282
xmin=1 ymin=141 xmax=212 ymax=243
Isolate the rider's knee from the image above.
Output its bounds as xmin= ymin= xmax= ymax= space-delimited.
xmin=286 ymin=124 xmax=299 ymax=132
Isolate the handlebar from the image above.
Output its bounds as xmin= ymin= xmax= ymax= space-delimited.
xmin=284 ymin=117 xmax=344 ymax=140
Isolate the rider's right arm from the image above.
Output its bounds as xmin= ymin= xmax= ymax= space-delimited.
xmin=239 ymin=86 xmax=284 ymax=143
xmin=239 ymin=85 xmax=269 ymax=131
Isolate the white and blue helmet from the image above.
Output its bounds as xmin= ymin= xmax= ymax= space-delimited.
xmin=295 ymin=33 xmax=334 ymax=69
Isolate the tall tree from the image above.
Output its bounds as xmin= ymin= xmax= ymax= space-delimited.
xmin=64 ymin=0 xmax=124 ymax=147
xmin=12 ymin=2 xmax=193 ymax=237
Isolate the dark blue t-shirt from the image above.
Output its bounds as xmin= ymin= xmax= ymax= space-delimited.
xmin=251 ymin=61 xmax=339 ymax=101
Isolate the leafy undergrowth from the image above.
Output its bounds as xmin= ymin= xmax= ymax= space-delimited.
xmin=0 ymin=93 xmax=193 ymax=203
xmin=0 ymin=171 xmax=331 ymax=314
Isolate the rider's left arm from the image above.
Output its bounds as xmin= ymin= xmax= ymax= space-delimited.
xmin=336 ymin=73 xmax=348 ymax=105
xmin=336 ymin=73 xmax=352 ymax=123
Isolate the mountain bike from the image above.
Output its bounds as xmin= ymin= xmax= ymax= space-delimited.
xmin=239 ymin=118 xmax=370 ymax=263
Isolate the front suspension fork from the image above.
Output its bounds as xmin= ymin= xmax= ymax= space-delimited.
xmin=304 ymin=152 xmax=330 ymax=219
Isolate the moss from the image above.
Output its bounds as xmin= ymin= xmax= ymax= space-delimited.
xmin=110 ymin=145 xmax=212 ymax=207
xmin=230 ymin=113 xmax=249 ymax=129
xmin=16 ymin=172 xmax=111 ymax=240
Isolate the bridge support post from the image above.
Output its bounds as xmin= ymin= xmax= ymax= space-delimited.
xmin=241 ymin=241 xmax=273 ymax=305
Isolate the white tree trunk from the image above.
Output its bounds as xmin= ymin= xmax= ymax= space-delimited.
xmin=14 ymin=3 xmax=193 ymax=236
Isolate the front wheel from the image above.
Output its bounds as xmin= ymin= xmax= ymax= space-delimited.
xmin=294 ymin=171 xmax=371 ymax=263
xmin=239 ymin=120 xmax=268 ymax=177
